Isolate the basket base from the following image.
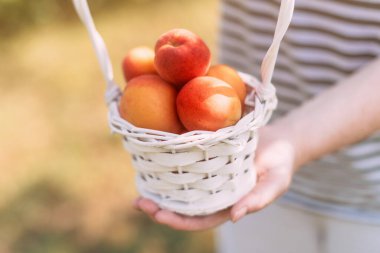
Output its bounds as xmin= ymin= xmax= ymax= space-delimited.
xmin=136 ymin=167 xmax=257 ymax=216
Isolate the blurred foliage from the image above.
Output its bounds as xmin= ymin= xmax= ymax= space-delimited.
xmin=0 ymin=0 xmax=179 ymax=37
xmin=0 ymin=0 xmax=218 ymax=252
xmin=0 ymin=0 xmax=72 ymax=36
xmin=0 ymin=179 xmax=213 ymax=253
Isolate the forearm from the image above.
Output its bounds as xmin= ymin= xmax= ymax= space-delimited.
xmin=272 ymin=57 xmax=380 ymax=170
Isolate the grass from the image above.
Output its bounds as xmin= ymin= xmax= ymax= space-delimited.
xmin=0 ymin=0 xmax=218 ymax=252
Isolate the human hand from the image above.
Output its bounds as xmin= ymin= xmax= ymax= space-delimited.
xmin=133 ymin=124 xmax=297 ymax=231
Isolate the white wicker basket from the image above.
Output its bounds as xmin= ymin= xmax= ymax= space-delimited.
xmin=72 ymin=0 xmax=294 ymax=216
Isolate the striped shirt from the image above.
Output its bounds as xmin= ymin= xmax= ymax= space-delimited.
xmin=219 ymin=0 xmax=380 ymax=223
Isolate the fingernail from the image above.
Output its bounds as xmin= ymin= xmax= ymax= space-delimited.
xmin=232 ymin=207 xmax=247 ymax=223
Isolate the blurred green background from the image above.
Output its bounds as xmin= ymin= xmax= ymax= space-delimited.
xmin=0 ymin=0 xmax=219 ymax=252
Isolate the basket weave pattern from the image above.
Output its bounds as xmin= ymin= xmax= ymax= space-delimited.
xmin=107 ymin=74 xmax=277 ymax=215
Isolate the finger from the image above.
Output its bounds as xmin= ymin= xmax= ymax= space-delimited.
xmin=137 ymin=198 xmax=161 ymax=218
xmin=133 ymin=197 xmax=142 ymax=210
xmin=231 ymin=167 xmax=291 ymax=222
xmin=154 ymin=208 xmax=230 ymax=231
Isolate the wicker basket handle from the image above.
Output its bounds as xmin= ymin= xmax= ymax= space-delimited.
xmin=72 ymin=0 xmax=294 ymax=102
xmin=72 ymin=0 xmax=121 ymax=104
xmin=258 ymin=0 xmax=294 ymax=98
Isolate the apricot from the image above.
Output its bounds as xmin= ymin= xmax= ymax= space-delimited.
xmin=154 ymin=28 xmax=211 ymax=87
xmin=119 ymin=75 xmax=183 ymax=134
xmin=207 ymin=64 xmax=247 ymax=107
xmin=122 ymin=46 xmax=157 ymax=82
xmin=177 ymin=76 xmax=242 ymax=131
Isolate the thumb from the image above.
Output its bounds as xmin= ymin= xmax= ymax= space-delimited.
xmin=230 ymin=167 xmax=291 ymax=222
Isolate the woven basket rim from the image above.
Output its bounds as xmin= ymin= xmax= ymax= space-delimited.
xmin=107 ymin=72 xmax=277 ymax=149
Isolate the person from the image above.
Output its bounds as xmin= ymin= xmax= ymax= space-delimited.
xmin=134 ymin=0 xmax=380 ymax=251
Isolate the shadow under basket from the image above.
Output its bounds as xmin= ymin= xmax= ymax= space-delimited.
xmin=109 ymin=72 xmax=277 ymax=216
